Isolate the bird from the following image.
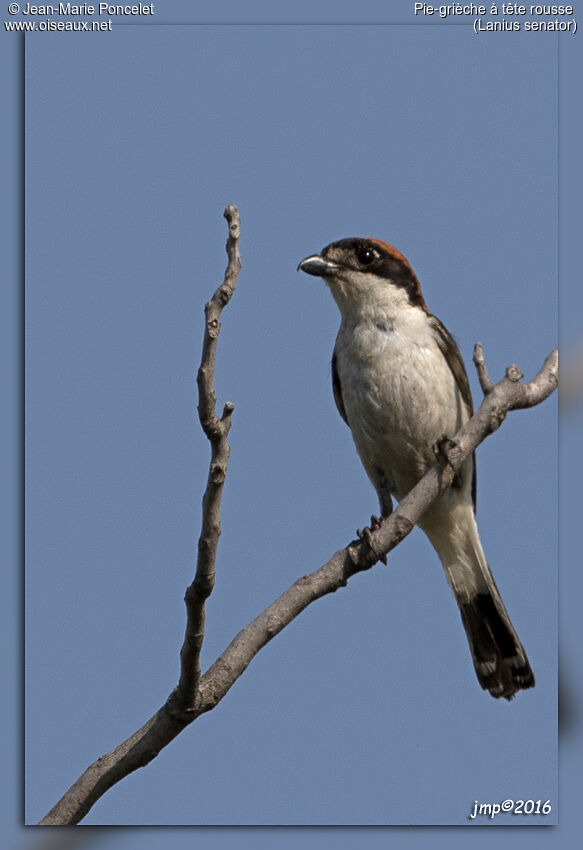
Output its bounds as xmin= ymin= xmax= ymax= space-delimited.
xmin=298 ymin=237 xmax=534 ymax=699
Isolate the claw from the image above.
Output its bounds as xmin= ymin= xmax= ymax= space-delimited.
xmin=433 ymin=434 xmax=457 ymax=475
xmin=355 ymin=519 xmax=387 ymax=565
xmin=433 ymin=434 xmax=459 ymax=491
xmin=433 ymin=434 xmax=456 ymax=461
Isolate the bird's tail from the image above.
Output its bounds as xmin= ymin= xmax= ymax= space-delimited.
xmin=457 ymin=586 xmax=534 ymax=699
xmin=421 ymin=503 xmax=535 ymax=700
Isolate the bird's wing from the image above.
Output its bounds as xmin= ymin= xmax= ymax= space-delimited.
xmin=429 ymin=314 xmax=473 ymax=415
xmin=429 ymin=314 xmax=477 ymax=512
xmin=331 ymin=348 xmax=349 ymax=426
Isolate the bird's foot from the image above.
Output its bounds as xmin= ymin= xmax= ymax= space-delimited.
xmin=356 ymin=515 xmax=387 ymax=565
xmin=432 ymin=434 xmax=458 ymax=482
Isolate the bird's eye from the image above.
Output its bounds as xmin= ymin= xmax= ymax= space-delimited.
xmin=357 ymin=248 xmax=375 ymax=266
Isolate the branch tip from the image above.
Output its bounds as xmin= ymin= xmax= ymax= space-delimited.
xmin=541 ymin=348 xmax=558 ymax=380
xmin=221 ymin=401 xmax=235 ymax=421
xmin=223 ymin=203 xmax=239 ymax=220
xmin=505 ymin=363 xmax=524 ymax=382
xmin=473 ymin=343 xmax=494 ymax=395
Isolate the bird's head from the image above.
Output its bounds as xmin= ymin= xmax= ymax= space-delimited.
xmin=297 ymin=237 xmax=426 ymax=318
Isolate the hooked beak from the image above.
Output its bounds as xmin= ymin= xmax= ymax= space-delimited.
xmin=297 ymin=254 xmax=340 ymax=277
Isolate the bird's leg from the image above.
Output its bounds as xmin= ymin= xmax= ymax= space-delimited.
xmin=378 ymin=478 xmax=394 ymax=519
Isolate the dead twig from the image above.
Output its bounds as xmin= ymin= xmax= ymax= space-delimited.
xmin=168 ymin=204 xmax=241 ymax=718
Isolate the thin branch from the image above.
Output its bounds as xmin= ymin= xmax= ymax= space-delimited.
xmin=473 ymin=342 xmax=494 ymax=394
xmin=38 ymin=208 xmax=558 ymax=824
xmin=169 ymin=204 xmax=241 ymax=718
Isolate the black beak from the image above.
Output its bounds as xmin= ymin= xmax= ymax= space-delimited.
xmin=297 ymin=254 xmax=340 ymax=277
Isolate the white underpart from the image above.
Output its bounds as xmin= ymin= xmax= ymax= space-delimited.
xmin=329 ymin=271 xmax=490 ymax=601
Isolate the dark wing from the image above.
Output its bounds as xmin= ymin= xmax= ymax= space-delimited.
xmin=429 ymin=314 xmax=473 ymax=415
xmin=429 ymin=314 xmax=477 ymax=512
xmin=331 ymin=348 xmax=349 ymax=426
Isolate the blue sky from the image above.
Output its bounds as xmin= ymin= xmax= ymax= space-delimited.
xmin=3 ymin=0 xmax=582 ymax=845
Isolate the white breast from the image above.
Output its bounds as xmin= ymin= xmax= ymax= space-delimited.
xmin=335 ymin=306 xmax=467 ymax=500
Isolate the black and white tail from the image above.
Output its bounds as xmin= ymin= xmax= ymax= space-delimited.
xmin=458 ymin=583 xmax=535 ymax=700
xmin=422 ymin=503 xmax=535 ymax=700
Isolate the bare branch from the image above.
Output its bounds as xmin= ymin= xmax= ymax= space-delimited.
xmin=473 ymin=342 xmax=494 ymax=394
xmin=40 ymin=206 xmax=241 ymax=825
xmin=522 ymin=349 xmax=558 ymax=406
xmin=169 ymin=204 xmax=241 ymax=719
xmin=196 ymin=205 xmax=241 ymax=436
xmin=38 ymin=207 xmax=557 ymax=824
